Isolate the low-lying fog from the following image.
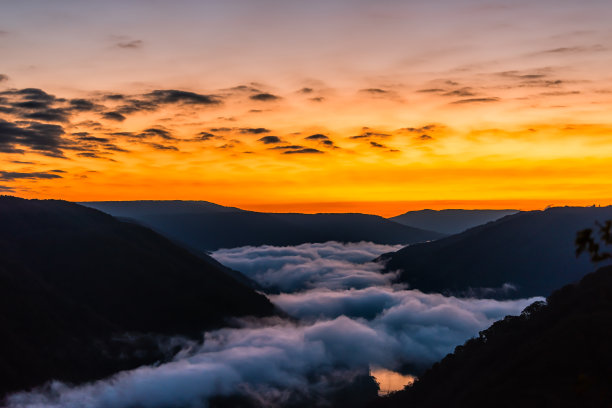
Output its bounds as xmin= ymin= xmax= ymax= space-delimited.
xmin=8 ymin=242 xmax=543 ymax=408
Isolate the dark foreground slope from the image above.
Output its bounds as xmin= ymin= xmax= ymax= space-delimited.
xmin=389 ymin=209 xmax=517 ymax=235
xmin=0 ymin=196 xmax=276 ymax=396
xmin=371 ymin=265 xmax=612 ymax=408
xmin=381 ymin=206 xmax=612 ymax=298
xmin=82 ymin=201 xmax=444 ymax=250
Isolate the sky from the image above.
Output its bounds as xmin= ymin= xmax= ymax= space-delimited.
xmin=1 ymin=0 xmax=612 ymax=215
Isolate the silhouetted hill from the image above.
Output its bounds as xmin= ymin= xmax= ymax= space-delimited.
xmin=371 ymin=265 xmax=612 ymax=408
xmin=380 ymin=206 xmax=612 ymax=298
xmin=389 ymin=209 xmax=517 ymax=235
xmin=0 ymin=196 xmax=276 ymax=397
xmin=81 ymin=201 xmax=444 ymax=250
xmin=83 ymin=200 xmax=244 ymax=217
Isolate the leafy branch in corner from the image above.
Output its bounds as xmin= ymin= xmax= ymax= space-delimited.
xmin=576 ymin=220 xmax=612 ymax=262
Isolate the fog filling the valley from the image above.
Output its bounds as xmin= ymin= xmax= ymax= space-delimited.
xmin=8 ymin=242 xmax=542 ymax=408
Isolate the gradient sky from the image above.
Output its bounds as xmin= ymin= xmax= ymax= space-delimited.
xmin=1 ymin=0 xmax=612 ymax=215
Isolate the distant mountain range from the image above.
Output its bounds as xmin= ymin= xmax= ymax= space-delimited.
xmin=81 ymin=201 xmax=445 ymax=250
xmin=371 ymin=264 xmax=612 ymax=408
xmin=389 ymin=209 xmax=518 ymax=235
xmin=0 ymin=196 xmax=277 ymax=396
xmin=380 ymin=206 xmax=612 ymax=298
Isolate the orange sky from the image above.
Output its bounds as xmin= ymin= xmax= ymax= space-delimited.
xmin=1 ymin=0 xmax=612 ymax=216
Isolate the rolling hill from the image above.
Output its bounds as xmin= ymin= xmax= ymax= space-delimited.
xmin=371 ymin=264 xmax=612 ymax=408
xmin=0 ymin=196 xmax=277 ymax=396
xmin=389 ymin=209 xmax=518 ymax=235
xmin=81 ymin=201 xmax=445 ymax=250
xmin=380 ymin=206 xmax=612 ymax=298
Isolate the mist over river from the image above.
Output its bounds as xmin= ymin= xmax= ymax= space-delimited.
xmin=8 ymin=242 xmax=541 ymax=408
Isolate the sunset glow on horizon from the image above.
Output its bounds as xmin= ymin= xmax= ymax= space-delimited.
xmin=2 ymin=0 xmax=612 ymax=214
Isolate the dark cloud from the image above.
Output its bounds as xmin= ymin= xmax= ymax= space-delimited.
xmin=443 ymin=87 xmax=476 ymax=97
xmin=450 ymin=97 xmax=500 ymax=104
xmin=417 ymin=134 xmax=433 ymax=141
xmin=0 ymin=119 xmax=67 ymax=157
xmin=75 ymin=134 xmax=110 ymax=143
xmin=257 ymin=136 xmax=283 ymax=144
xmin=108 ymin=131 xmax=137 ymax=138
xmin=69 ymin=99 xmax=98 ymax=112
xmin=217 ymin=143 xmax=236 ymax=149
xmin=250 ymin=93 xmax=280 ymax=101
xmin=283 ymin=148 xmax=324 ymax=154
xmin=5 ymin=88 xmax=56 ymax=103
xmin=536 ymin=80 xmax=563 ymax=88
xmin=350 ymin=131 xmax=390 ymax=139
xmin=310 ymin=97 xmax=325 ymax=102
xmin=239 ymin=127 xmax=270 ymax=134
xmin=400 ymin=125 xmax=438 ymax=133
xmin=538 ymin=45 xmax=606 ymax=54
xmin=102 ymin=111 xmax=126 ymax=122
xmin=146 ymin=90 xmax=221 ymax=105
xmin=268 ymin=145 xmax=304 ymax=150
xmin=113 ymin=90 xmax=221 ymax=116
xmin=370 ymin=141 xmax=386 ymax=148
xmin=0 ymin=171 xmax=62 ymax=180
xmin=195 ymin=131 xmax=218 ymax=141
xmin=77 ymin=152 xmax=106 ymax=159
xmin=360 ymin=88 xmax=388 ymax=94
xmin=497 ymin=71 xmax=564 ymax=88
xmin=0 ymin=88 xmax=70 ymax=123
xmin=114 ymin=101 xmax=152 ymax=114
xmin=21 ymin=108 xmax=69 ymax=123
xmin=139 ymin=127 xmax=174 ymax=140
xmin=417 ymin=88 xmax=444 ymax=93
xmin=76 ymin=120 xmax=103 ymax=129
xmin=209 ymin=127 xmax=233 ymax=133
xmin=104 ymin=94 xmax=125 ymax=100
xmin=230 ymin=85 xmax=261 ymax=93
xmin=320 ymin=140 xmax=335 ymax=147
xmin=304 ymin=134 xmax=329 ymax=140
xmin=102 ymin=144 xmax=129 ymax=153
xmin=540 ymin=90 xmax=580 ymax=96
xmin=0 ymin=74 xmax=8 ymax=82
xmin=0 ymin=185 xmax=15 ymax=192
xmin=13 ymin=101 xmax=49 ymax=110
xmin=299 ymin=87 xmax=313 ymax=93
xmin=116 ymin=40 xmax=143 ymax=49
xmin=147 ymin=143 xmax=178 ymax=151
xmin=497 ymin=71 xmax=547 ymax=80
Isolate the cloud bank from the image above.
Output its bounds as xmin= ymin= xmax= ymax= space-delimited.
xmin=212 ymin=241 xmax=403 ymax=292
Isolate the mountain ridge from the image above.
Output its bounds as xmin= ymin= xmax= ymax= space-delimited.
xmin=371 ymin=264 xmax=612 ymax=408
xmin=0 ymin=196 xmax=277 ymax=396
xmin=380 ymin=206 xmax=612 ymax=298
xmin=81 ymin=201 xmax=445 ymax=250
xmin=389 ymin=209 xmax=518 ymax=235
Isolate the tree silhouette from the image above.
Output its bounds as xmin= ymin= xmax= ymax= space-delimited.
xmin=576 ymin=220 xmax=612 ymax=262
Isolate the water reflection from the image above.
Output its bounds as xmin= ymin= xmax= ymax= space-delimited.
xmin=370 ymin=367 xmax=416 ymax=396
